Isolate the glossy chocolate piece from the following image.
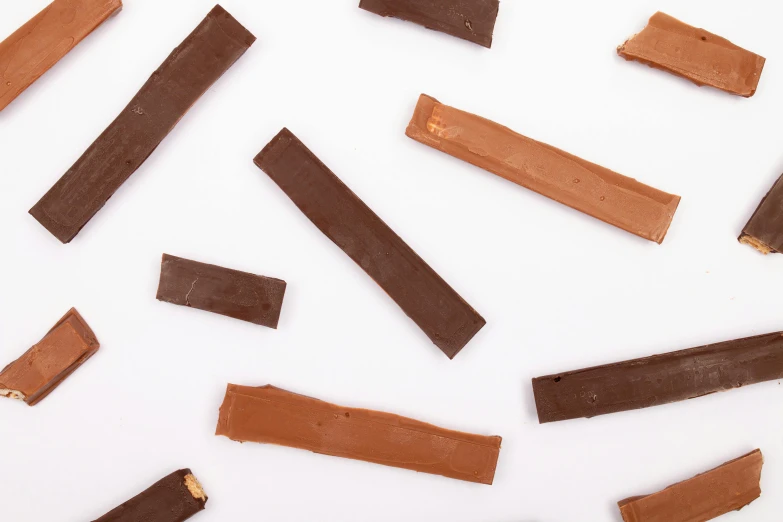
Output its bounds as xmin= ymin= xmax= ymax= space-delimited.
xmin=0 ymin=0 xmax=122 ymax=111
xmin=619 ymin=450 xmax=763 ymax=522
xmin=254 ymin=128 xmax=485 ymax=359
xmin=533 ymin=332 xmax=783 ymax=423
xmin=407 ymin=94 xmax=680 ymax=243
xmin=359 ymin=0 xmax=499 ymax=48
xmin=618 ymin=12 xmax=765 ymax=97
xmin=29 ymin=5 xmax=256 ymax=243
xmin=216 ymin=384 xmax=502 ymax=484
xmin=0 ymin=308 xmax=99 ymax=406
xmin=739 ymin=173 xmax=783 ymax=254
xmin=92 ymin=469 xmax=207 ymax=522
xmin=156 ymin=254 xmax=286 ymax=328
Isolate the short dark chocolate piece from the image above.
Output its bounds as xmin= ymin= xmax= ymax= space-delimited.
xmin=92 ymin=469 xmax=207 ymax=522
xmin=254 ymin=128 xmax=485 ymax=359
xmin=156 ymin=254 xmax=286 ymax=329
xmin=359 ymin=0 xmax=499 ymax=48
xmin=739 ymin=173 xmax=783 ymax=254
xmin=29 ymin=5 xmax=256 ymax=243
xmin=533 ymin=332 xmax=783 ymax=423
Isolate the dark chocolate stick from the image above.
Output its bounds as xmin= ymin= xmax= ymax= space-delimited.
xmin=156 ymin=254 xmax=287 ymax=328
xmin=739 ymin=173 xmax=783 ymax=254
xmin=359 ymin=0 xmax=499 ymax=48
xmin=254 ymin=128 xmax=485 ymax=359
xmin=533 ymin=332 xmax=783 ymax=423
xmin=92 ymin=469 xmax=207 ymax=522
xmin=29 ymin=5 xmax=256 ymax=243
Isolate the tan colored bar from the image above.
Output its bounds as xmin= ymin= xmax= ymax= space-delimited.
xmin=216 ymin=384 xmax=502 ymax=484
xmin=406 ymin=94 xmax=680 ymax=243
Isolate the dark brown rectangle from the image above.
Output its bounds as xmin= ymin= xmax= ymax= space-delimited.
xmin=254 ymin=128 xmax=485 ymax=359
xmin=29 ymin=5 xmax=256 ymax=243
xmin=156 ymin=254 xmax=286 ymax=329
xmin=533 ymin=332 xmax=783 ymax=423
xmin=359 ymin=0 xmax=499 ymax=48
xmin=739 ymin=173 xmax=783 ymax=254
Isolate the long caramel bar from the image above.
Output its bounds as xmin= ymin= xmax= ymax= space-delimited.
xmin=618 ymin=450 xmax=763 ymax=522
xmin=406 ymin=94 xmax=680 ymax=243
xmin=29 ymin=5 xmax=255 ymax=243
xmin=254 ymin=128 xmax=485 ymax=359
xmin=216 ymin=384 xmax=502 ymax=484
xmin=0 ymin=0 xmax=122 ymax=112
xmin=617 ymin=12 xmax=765 ymax=97
xmin=533 ymin=332 xmax=783 ymax=423
xmin=0 ymin=308 xmax=99 ymax=406
xmin=739 ymin=173 xmax=783 ymax=254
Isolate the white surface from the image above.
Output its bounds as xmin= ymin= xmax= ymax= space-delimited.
xmin=0 ymin=0 xmax=782 ymax=520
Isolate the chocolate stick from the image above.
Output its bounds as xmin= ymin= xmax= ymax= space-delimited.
xmin=739 ymin=173 xmax=783 ymax=254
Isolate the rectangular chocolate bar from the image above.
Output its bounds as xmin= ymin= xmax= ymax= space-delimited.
xmin=739 ymin=173 xmax=783 ymax=254
xmin=29 ymin=5 xmax=256 ymax=243
xmin=532 ymin=332 xmax=783 ymax=423
xmin=359 ymin=0 xmax=499 ymax=48
xmin=0 ymin=308 xmax=99 ymax=406
xmin=0 ymin=0 xmax=122 ymax=111
xmin=618 ymin=449 xmax=763 ymax=522
xmin=618 ymin=12 xmax=765 ymax=97
xmin=156 ymin=254 xmax=287 ymax=328
xmin=254 ymin=128 xmax=485 ymax=359
xmin=216 ymin=384 xmax=502 ymax=484
xmin=92 ymin=469 xmax=207 ymax=522
xmin=407 ymin=94 xmax=680 ymax=244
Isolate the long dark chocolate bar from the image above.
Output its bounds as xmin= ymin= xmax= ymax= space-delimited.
xmin=254 ymin=128 xmax=485 ymax=359
xmin=533 ymin=332 xmax=783 ymax=423
xmin=359 ymin=0 xmax=499 ymax=48
xmin=29 ymin=5 xmax=255 ymax=243
xmin=92 ymin=469 xmax=207 ymax=522
xmin=739 ymin=173 xmax=783 ymax=254
xmin=156 ymin=254 xmax=287 ymax=328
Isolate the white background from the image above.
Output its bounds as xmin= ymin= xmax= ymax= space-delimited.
xmin=1 ymin=0 xmax=782 ymax=520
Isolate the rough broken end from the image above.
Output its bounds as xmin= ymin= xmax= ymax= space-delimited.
xmin=740 ymin=234 xmax=774 ymax=255
xmin=0 ymin=388 xmax=26 ymax=401
xmin=184 ymin=473 xmax=207 ymax=501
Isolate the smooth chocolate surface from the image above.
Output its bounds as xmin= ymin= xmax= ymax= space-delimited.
xmin=739 ymin=173 xmax=783 ymax=254
xmin=359 ymin=0 xmax=499 ymax=48
xmin=533 ymin=332 xmax=783 ymax=423
xmin=216 ymin=384 xmax=502 ymax=484
xmin=0 ymin=308 xmax=99 ymax=406
xmin=254 ymin=128 xmax=485 ymax=359
xmin=156 ymin=254 xmax=286 ymax=328
xmin=92 ymin=468 xmax=207 ymax=522
xmin=618 ymin=12 xmax=765 ymax=97
xmin=407 ymin=94 xmax=680 ymax=243
xmin=29 ymin=5 xmax=255 ymax=243
xmin=619 ymin=450 xmax=763 ymax=522
xmin=0 ymin=0 xmax=122 ymax=112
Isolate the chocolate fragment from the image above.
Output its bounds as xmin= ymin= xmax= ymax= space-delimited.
xmin=618 ymin=450 xmax=763 ymax=522
xmin=29 ymin=5 xmax=256 ymax=243
xmin=216 ymin=384 xmax=502 ymax=484
xmin=617 ymin=12 xmax=765 ymax=97
xmin=156 ymin=254 xmax=287 ymax=328
xmin=0 ymin=308 xmax=99 ymax=406
xmin=92 ymin=468 xmax=207 ymax=522
xmin=254 ymin=128 xmax=485 ymax=359
xmin=359 ymin=0 xmax=499 ymax=48
xmin=407 ymin=94 xmax=680 ymax=243
xmin=0 ymin=0 xmax=122 ymax=112
xmin=739 ymin=173 xmax=783 ymax=254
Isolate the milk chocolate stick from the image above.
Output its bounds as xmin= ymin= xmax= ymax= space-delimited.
xmin=739 ymin=173 xmax=783 ymax=254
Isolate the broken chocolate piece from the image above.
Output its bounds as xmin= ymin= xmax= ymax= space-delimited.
xmin=618 ymin=449 xmax=763 ymax=522
xmin=739 ymin=173 xmax=783 ymax=254
xmin=156 ymin=254 xmax=287 ymax=328
xmin=0 ymin=0 xmax=122 ymax=112
xmin=407 ymin=94 xmax=680 ymax=243
xmin=29 ymin=5 xmax=256 ymax=243
xmin=359 ymin=0 xmax=499 ymax=48
xmin=0 ymin=308 xmax=99 ymax=406
xmin=617 ymin=12 xmax=765 ymax=97
xmin=216 ymin=384 xmax=502 ymax=484
xmin=533 ymin=332 xmax=783 ymax=423
xmin=92 ymin=468 xmax=207 ymax=522
xmin=254 ymin=128 xmax=485 ymax=359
